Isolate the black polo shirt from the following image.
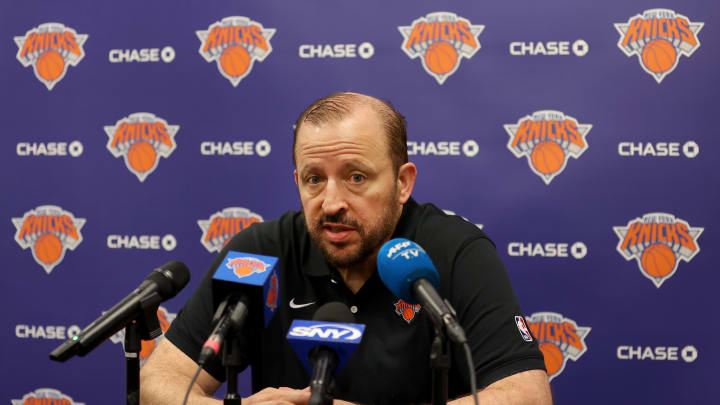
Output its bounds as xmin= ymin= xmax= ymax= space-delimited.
xmin=165 ymin=198 xmax=545 ymax=404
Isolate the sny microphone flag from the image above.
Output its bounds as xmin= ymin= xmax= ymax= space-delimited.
xmin=286 ymin=319 xmax=365 ymax=375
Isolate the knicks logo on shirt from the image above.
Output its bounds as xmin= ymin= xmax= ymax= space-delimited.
xmin=505 ymin=110 xmax=592 ymax=185
xmin=614 ymin=213 xmax=703 ymax=288
xmin=110 ymin=306 xmax=176 ymax=364
xmin=14 ymin=23 xmax=88 ymax=90
xmin=197 ymin=207 xmax=263 ymax=252
xmin=394 ymin=299 xmax=421 ymax=323
xmin=196 ymin=16 xmax=276 ymax=87
xmin=615 ymin=9 xmax=703 ymax=83
xmin=398 ymin=12 xmax=484 ymax=84
xmin=104 ymin=113 xmax=179 ymax=182
xmin=526 ymin=312 xmax=591 ymax=382
xmin=12 ymin=388 xmax=85 ymax=405
xmin=12 ymin=205 xmax=86 ymax=274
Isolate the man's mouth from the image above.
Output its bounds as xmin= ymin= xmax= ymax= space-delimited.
xmin=322 ymin=223 xmax=355 ymax=243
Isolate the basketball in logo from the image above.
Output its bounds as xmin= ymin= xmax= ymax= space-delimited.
xmin=641 ymin=39 xmax=677 ymax=74
xmin=220 ymin=45 xmax=251 ymax=77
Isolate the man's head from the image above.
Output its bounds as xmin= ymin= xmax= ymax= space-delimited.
xmin=293 ymin=92 xmax=417 ymax=270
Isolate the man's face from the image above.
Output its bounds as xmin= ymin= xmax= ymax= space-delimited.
xmin=294 ymin=108 xmax=403 ymax=269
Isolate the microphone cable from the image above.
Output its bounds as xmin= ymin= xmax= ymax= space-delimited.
xmin=461 ymin=342 xmax=479 ymax=405
xmin=182 ymin=364 xmax=203 ymax=405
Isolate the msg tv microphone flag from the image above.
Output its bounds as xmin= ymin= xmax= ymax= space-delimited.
xmin=211 ymin=251 xmax=279 ymax=328
xmin=286 ymin=303 xmax=365 ymax=377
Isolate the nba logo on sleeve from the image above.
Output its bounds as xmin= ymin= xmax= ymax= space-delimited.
xmin=515 ymin=316 xmax=533 ymax=342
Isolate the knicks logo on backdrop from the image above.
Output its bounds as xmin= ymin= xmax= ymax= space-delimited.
xmin=505 ymin=110 xmax=591 ymax=185
xmin=12 ymin=388 xmax=85 ymax=405
xmin=615 ymin=9 xmax=703 ymax=83
xmin=526 ymin=312 xmax=591 ymax=382
xmin=110 ymin=306 xmax=176 ymax=365
xmin=14 ymin=23 xmax=88 ymax=90
xmin=104 ymin=113 xmax=179 ymax=182
xmin=198 ymin=207 xmax=263 ymax=252
xmin=12 ymin=205 xmax=85 ymax=274
xmin=197 ymin=16 xmax=275 ymax=86
xmin=398 ymin=12 xmax=484 ymax=84
xmin=614 ymin=213 xmax=703 ymax=288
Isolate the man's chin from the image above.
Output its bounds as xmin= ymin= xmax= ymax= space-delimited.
xmin=318 ymin=241 xmax=364 ymax=269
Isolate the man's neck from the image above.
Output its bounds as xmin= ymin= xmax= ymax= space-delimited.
xmin=337 ymin=253 xmax=378 ymax=295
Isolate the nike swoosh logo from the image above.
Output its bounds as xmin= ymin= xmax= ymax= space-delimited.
xmin=289 ymin=298 xmax=316 ymax=309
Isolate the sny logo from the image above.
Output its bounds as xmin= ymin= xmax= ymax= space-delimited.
xmin=12 ymin=388 xmax=85 ymax=405
xmin=505 ymin=110 xmax=592 ymax=185
xmin=14 ymin=23 xmax=88 ymax=90
xmin=226 ymin=256 xmax=270 ymax=278
xmin=526 ymin=312 xmax=591 ymax=382
xmin=110 ymin=306 xmax=176 ymax=365
xmin=197 ymin=16 xmax=275 ymax=86
xmin=394 ymin=299 xmax=421 ymax=323
xmin=104 ymin=113 xmax=179 ymax=182
xmin=615 ymin=9 xmax=703 ymax=83
xmin=198 ymin=207 xmax=263 ymax=252
xmin=614 ymin=213 xmax=703 ymax=288
xmin=399 ymin=12 xmax=484 ymax=84
xmin=12 ymin=205 xmax=85 ymax=274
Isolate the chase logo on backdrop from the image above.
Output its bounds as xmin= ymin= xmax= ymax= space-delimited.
xmin=197 ymin=207 xmax=263 ymax=252
xmin=11 ymin=388 xmax=85 ymax=405
xmin=526 ymin=312 xmax=591 ymax=382
xmin=12 ymin=205 xmax=85 ymax=274
xmin=196 ymin=16 xmax=275 ymax=87
xmin=398 ymin=12 xmax=484 ymax=84
xmin=615 ymin=9 xmax=703 ymax=83
xmin=614 ymin=213 xmax=703 ymax=288
xmin=505 ymin=110 xmax=592 ymax=185
xmin=110 ymin=306 xmax=176 ymax=366
xmin=14 ymin=23 xmax=88 ymax=90
xmin=104 ymin=113 xmax=179 ymax=182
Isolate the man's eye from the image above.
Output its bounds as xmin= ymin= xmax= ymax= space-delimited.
xmin=350 ymin=174 xmax=365 ymax=183
xmin=306 ymin=176 xmax=321 ymax=185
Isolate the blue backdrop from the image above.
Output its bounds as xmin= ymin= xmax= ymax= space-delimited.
xmin=2 ymin=1 xmax=717 ymax=403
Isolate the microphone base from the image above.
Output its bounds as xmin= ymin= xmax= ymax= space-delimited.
xmin=430 ymin=332 xmax=450 ymax=405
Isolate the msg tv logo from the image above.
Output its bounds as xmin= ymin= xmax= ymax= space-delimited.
xmin=614 ymin=213 xmax=703 ymax=288
xmin=104 ymin=113 xmax=179 ymax=182
xmin=399 ymin=12 xmax=484 ymax=84
xmin=505 ymin=110 xmax=591 ymax=185
xmin=197 ymin=16 xmax=275 ymax=87
xmin=12 ymin=205 xmax=86 ymax=274
xmin=615 ymin=9 xmax=703 ymax=83
xmin=526 ymin=312 xmax=591 ymax=382
xmin=198 ymin=207 xmax=263 ymax=252
xmin=14 ymin=23 xmax=88 ymax=90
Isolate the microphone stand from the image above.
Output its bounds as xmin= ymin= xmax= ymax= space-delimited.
xmin=123 ymin=291 xmax=163 ymax=405
xmin=430 ymin=331 xmax=450 ymax=405
xmin=222 ymin=333 xmax=243 ymax=405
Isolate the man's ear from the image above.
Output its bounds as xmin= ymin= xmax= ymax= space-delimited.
xmin=294 ymin=169 xmax=299 ymax=186
xmin=396 ymin=162 xmax=417 ymax=204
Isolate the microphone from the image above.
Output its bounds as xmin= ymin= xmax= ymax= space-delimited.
xmin=287 ymin=302 xmax=365 ymax=405
xmin=50 ymin=261 xmax=190 ymax=362
xmin=198 ymin=251 xmax=280 ymax=365
xmin=377 ymin=238 xmax=467 ymax=344
xmin=198 ymin=295 xmax=249 ymax=366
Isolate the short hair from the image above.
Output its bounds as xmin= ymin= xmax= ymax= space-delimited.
xmin=293 ymin=92 xmax=408 ymax=172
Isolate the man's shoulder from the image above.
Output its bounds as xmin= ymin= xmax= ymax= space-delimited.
xmin=409 ymin=201 xmax=491 ymax=249
xmin=225 ymin=209 xmax=306 ymax=253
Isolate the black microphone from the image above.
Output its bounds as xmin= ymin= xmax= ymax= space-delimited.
xmin=308 ymin=302 xmax=356 ymax=405
xmin=50 ymin=261 xmax=190 ymax=362
xmin=377 ymin=239 xmax=467 ymax=344
xmin=197 ymin=295 xmax=249 ymax=366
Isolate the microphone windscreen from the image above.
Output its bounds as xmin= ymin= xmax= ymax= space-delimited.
xmin=377 ymin=238 xmax=439 ymax=305
xmin=313 ymin=302 xmax=356 ymax=323
xmin=151 ymin=261 xmax=191 ymax=299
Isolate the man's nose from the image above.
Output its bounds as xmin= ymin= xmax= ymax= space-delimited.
xmin=322 ymin=179 xmax=348 ymax=215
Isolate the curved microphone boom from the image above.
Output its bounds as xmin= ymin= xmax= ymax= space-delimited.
xmin=50 ymin=260 xmax=191 ymax=362
xmin=377 ymin=238 xmax=467 ymax=344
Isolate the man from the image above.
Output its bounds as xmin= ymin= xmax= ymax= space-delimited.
xmin=140 ymin=92 xmax=552 ymax=404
